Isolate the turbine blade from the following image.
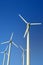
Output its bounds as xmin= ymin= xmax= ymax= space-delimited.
xmin=20 ymin=45 xmax=24 ymax=50
xmin=1 ymin=41 xmax=9 ymax=44
xmin=24 ymin=27 xmax=29 ymax=38
xmin=0 ymin=52 xmax=4 ymax=53
xmin=30 ymin=23 xmax=42 ymax=25
xmin=19 ymin=14 xmax=28 ymax=24
xmin=10 ymin=33 xmax=13 ymax=41
xmin=12 ymin=42 xmax=18 ymax=48
xmin=4 ymin=46 xmax=8 ymax=52
xmin=0 ymin=46 xmax=8 ymax=54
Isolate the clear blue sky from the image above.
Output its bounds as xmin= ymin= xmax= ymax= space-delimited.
xmin=0 ymin=0 xmax=43 ymax=65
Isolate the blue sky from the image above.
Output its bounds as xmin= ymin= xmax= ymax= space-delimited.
xmin=0 ymin=0 xmax=43 ymax=65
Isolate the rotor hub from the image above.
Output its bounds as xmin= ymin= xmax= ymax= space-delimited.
xmin=9 ymin=40 xmax=12 ymax=44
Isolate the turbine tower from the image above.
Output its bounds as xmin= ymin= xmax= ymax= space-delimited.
xmin=20 ymin=45 xmax=26 ymax=65
xmin=19 ymin=14 xmax=42 ymax=65
xmin=0 ymin=46 xmax=8 ymax=65
xmin=1 ymin=33 xmax=18 ymax=65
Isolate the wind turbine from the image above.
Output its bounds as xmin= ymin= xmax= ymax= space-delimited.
xmin=19 ymin=14 xmax=42 ymax=65
xmin=0 ymin=46 xmax=8 ymax=65
xmin=1 ymin=33 xmax=18 ymax=65
xmin=20 ymin=45 xmax=26 ymax=65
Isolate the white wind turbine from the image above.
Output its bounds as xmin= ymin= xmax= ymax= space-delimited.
xmin=1 ymin=33 xmax=18 ymax=65
xmin=19 ymin=14 xmax=42 ymax=65
xmin=20 ymin=45 xmax=26 ymax=65
xmin=0 ymin=46 xmax=8 ymax=65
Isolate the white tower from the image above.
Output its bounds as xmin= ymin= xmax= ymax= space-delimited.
xmin=20 ymin=45 xmax=26 ymax=65
xmin=1 ymin=33 xmax=18 ymax=65
xmin=19 ymin=14 xmax=42 ymax=65
xmin=0 ymin=46 xmax=8 ymax=65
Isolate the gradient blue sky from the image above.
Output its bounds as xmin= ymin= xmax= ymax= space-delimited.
xmin=0 ymin=0 xmax=43 ymax=65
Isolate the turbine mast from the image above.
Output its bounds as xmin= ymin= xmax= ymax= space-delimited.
xmin=19 ymin=14 xmax=42 ymax=65
xmin=27 ymin=25 xmax=30 ymax=65
xmin=23 ymin=51 xmax=24 ymax=65
xmin=7 ymin=33 xmax=13 ymax=65
xmin=2 ymin=54 xmax=6 ymax=65
xmin=7 ymin=43 xmax=11 ymax=65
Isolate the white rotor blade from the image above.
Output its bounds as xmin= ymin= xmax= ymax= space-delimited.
xmin=0 ymin=51 xmax=4 ymax=53
xmin=19 ymin=14 xmax=28 ymax=24
xmin=10 ymin=33 xmax=13 ymax=41
xmin=4 ymin=46 xmax=8 ymax=52
xmin=0 ymin=51 xmax=8 ymax=55
xmin=1 ymin=41 xmax=9 ymax=44
xmin=30 ymin=23 xmax=42 ymax=25
xmin=12 ymin=42 xmax=18 ymax=48
xmin=0 ymin=46 xmax=8 ymax=54
xmin=24 ymin=27 xmax=29 ymax=38
xmin=20 ymin=45 xmax=24 ymax=51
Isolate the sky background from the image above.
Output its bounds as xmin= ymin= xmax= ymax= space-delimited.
xmin=0 ymin=0 xmax=43 ymax=65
